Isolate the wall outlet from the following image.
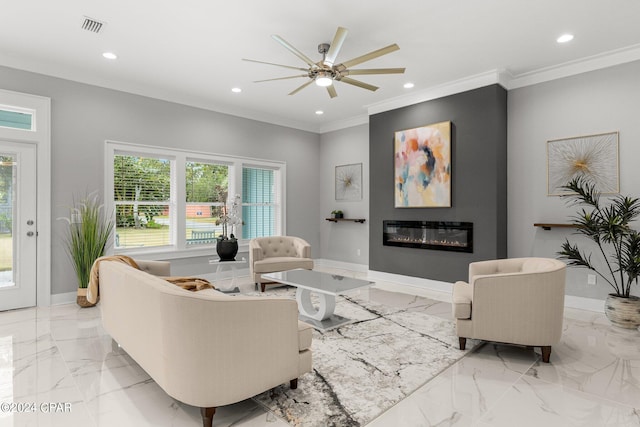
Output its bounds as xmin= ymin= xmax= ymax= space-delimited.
xmin=587 ymin=274 xmax=597 ymax=285
xmin=356 ymin=249 xmax=361 ymax=256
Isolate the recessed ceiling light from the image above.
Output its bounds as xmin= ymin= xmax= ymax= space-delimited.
xmin=403 ymin=82 xmax=415 ymax=89
xmin=315 ymin=110 xmax=324 ymax=115
xmin=102 ymin=52 xmax=118 ymax=60
xmin=557 ymin=34 xmax=574 ymax=43
xmin=231 ymin=87 xmax=242 ymax=93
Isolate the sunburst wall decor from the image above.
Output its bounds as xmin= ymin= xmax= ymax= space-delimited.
xmin=335 ymin=163 xmax=362 ymax=201
xmin=547 ymin=131 xmax=619 ymax=196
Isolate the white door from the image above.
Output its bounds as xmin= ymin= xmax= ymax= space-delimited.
xmin=0 ymin=141 xmax=37 ymax=311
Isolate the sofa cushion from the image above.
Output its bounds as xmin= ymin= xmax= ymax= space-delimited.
xmin=253 ymin=257 xmax=314 ymax=273
xmin=298 ymin=321 xmax=313 ymax=351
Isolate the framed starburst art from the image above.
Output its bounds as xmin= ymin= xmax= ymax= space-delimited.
xmin=335 ymin=163 xmax=362 ymax=201
xmin=547 ymin=131 xmax=619 ymax=196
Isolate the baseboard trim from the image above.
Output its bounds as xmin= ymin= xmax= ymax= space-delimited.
xmin=314 ymin=258 xmax=369 ymax=273
xmin=50 ymin=291 xmax=77 ymax=306
xmin=328 ymin=264 xmax=606 ymax=313
xmin=366 ymin=269 xmax=453 ymax=294
xmin=564 ymin=295 xmax=605 ymax=313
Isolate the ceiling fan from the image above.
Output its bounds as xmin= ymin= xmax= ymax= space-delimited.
xmin=243 ymin=27 xmax=405 ymax=98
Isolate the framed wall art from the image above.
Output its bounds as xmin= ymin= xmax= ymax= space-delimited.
xmin=394 ymin=121 xmax=451 ymax=208
xmin=547 ymin=131 xmax=619 ymax=196
xmin=335 ymin=163 xmax=362 ymax=201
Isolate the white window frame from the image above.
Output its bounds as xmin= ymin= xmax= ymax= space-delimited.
xmin=105 ymin=140 xmax=286 ymax=259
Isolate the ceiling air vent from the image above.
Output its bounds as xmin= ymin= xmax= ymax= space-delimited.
xmin=81 ymin=16 xmax=105 ymax=33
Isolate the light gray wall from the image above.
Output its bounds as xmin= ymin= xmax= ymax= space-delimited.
xmin=0 ymin=65 xmax=321 ymax=295
xmin=508 ymin=60 xmax=640 ymax=299
xmin=319 ymin=124 xmax=369 ymax=264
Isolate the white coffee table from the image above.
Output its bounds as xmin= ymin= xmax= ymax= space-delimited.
xmin=263 ymin=269 xmax=373 ymax=330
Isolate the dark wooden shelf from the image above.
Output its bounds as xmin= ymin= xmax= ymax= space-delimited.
xmin=534 ymin=223 xmax=576 ymax=230
xmin=326 ymin=218 xmax=366 ymax=224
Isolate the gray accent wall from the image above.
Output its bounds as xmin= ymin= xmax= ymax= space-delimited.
xmin=0 ymin=65 xmax=321 ymax=295
xmin=369 ymin=84 xmax=507 ymax=283
xmin=508 ymin=60 xmax=640 ymax=299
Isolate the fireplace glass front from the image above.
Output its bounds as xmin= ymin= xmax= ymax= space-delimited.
xmin=383 ymin=220 xmax=473 ymax=253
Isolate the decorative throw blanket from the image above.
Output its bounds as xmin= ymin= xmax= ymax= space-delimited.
xmin=87 ymin=255 xmax=213 ymax=303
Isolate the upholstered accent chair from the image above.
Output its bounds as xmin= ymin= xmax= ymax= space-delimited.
xmin=452 ymin=257 xmax=566 ymax=363
xmin=250 ymin=236 xmax=314 ymax=292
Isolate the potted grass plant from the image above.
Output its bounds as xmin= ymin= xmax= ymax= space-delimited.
xmin=59 ymin=192 xmax=114 ymax=307
xmin=558 ymin=177 xmax=640 ymax=329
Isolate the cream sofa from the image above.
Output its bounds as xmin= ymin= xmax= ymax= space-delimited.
xmin=98 ymin=260 xmax=313 ymax=427
xmin=452 ymin=257 xmax=566 ymax=363
xmin=250 ymin=236 xmax=314 ymax=292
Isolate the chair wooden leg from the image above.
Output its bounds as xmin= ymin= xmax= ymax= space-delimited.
xmin=200 ymin=407 xmax=216 ymax=427
xmin=459 ymin=337 xmax=467 ymax=350
xmin=541 ymin=346 xmax=552 ymax=363
xmin=261 ymin=283 xmax=266 ymax=292
xmin=290 ymin=378 xmax=298 ymax=389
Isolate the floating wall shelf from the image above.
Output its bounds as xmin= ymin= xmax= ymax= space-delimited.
xmin=533 ymin=223 xmax=576 ymax=230
xmin=325 ymin=218 xmax=366 ymax=224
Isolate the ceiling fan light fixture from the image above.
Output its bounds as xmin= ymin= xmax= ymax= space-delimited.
xmin=315 ymin=71 xmax=333 ymax=87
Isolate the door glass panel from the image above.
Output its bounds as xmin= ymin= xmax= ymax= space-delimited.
xmin=0 ymin=154 xmax=15 ymax=287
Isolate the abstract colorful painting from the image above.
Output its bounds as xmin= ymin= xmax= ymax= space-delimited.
xmin=394 ymin=121 xmax=451 ymax=207
xmin=547 ymin=131 xmax=619 ymax=196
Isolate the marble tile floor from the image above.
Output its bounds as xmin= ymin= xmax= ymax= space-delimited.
xmin=0 ymin=268 xmax=638 ymax=427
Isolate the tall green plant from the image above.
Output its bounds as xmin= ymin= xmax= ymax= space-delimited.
xmin=59 ymin=192 xmax=114 ymax=288
xmin=558 ymin=177 xmax=640 ymax=297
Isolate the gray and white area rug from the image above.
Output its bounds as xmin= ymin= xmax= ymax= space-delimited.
xmin=251 ymin=287 xmax=476 ymax=427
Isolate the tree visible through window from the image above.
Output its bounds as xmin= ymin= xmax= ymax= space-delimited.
xmin=185 ymin=161 xmax=228 ymax=244
xmin=114 ymin=154 xmax=171 ymax=248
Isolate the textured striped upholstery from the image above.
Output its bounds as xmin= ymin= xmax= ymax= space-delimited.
xmin=452 ymin=257 xmax=566 ymax=362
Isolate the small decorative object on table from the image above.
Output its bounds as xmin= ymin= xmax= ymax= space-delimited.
xmin=216 ymin=195 xmax=242 ymax=261
xmin=331 ymin=210 xmax=344 ymax=219
xmin=558 ymin=177 xmax=640 ymax=329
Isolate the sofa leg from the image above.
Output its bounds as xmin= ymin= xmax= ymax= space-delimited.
xmin=290 ymin=378 xmax=298 ymax=389
xmin=200 ymin=407 xmax=216 ymax=427
xmin=459 ymin=337 xmax=467 ymax=350
xmin=541 ymin=346 xmax=552 ymax=363
xmin=261 ymin=283 xmax=266 ymax=292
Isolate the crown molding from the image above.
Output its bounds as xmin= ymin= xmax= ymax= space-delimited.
xmin=318 ymin=114 xmax=369 ymax=134
xmin=365 ymin=69 xmax=507 ymax=116
xmin=506 ymin=43 xmax=640 ymax=89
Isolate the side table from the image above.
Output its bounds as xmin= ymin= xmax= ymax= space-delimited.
xmin=208 ymin=257 xmax=247 ymax=293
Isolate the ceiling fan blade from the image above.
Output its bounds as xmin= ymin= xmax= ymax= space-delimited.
xmin=272 ymin=35 xmax=317 ymax=68
xmin=343 ymin=68 xmax=405 ymax=75
xmin=339 ymin=44 xmax=400 ymax=69
xmin=288 ymin=79 xmax=314 ymax=95
xmin=242 ymin=58 xmax=309 ymax=72
xmin=337 ymin=76 xmax=379 ymax=92
xmin=254 ymin=74 xmax=308 ymax=83
xmin=327 ymin=85 xmax=338 ymax=98
xmin=323 ymin=27 xmax=348 ymax=67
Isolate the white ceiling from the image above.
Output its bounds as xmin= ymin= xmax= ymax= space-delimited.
xmin=2 ymin=1 xmax=640 ymax=133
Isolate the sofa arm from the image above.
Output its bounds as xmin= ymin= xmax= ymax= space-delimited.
xmin=452 ymin=281 xmax=472 ymax=319
xmin=136 ymin=260 xmax=171 ymax=276
xmin=292 ymin=237 xmax=311 ymax=259
xmin=159 ymin=294 xmax=303 ymax=408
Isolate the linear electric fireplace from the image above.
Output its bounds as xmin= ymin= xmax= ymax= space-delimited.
xmin=383 ymin=220 xmax=473 ymax=253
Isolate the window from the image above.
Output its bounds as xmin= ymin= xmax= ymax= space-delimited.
xmin=185 ymin=161 xmax=228 ymax=244
xmin=0 ymin=108 xmax=33 ymax=130
xmin=113 ymin=154 xmax=172 ymax=249
xmin=106 ymin=141 xmax=285 ymax=256
xmin=242 ymin=167 xmax=277 ymax=239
